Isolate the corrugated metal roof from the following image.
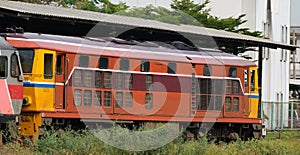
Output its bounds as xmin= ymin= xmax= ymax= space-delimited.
xmin=0 ymin=0 xmax=297 ymax=50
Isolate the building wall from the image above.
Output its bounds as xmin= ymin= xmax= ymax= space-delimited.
xmin=208 ymin=0 xmax=290 ymax=129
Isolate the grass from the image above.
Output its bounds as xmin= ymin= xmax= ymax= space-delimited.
xmin=1 ymin=124 xmax=300 ymax=155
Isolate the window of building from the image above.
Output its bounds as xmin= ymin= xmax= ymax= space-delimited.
xmin=83 ymin=70 xmax=93 ymax=87
xmin=18 ymin=49 xmax=34 ymax=73
xmin=167 ymin=62 xmax=176 ymax=74
xmin=95 ymin=71 xmax=102 ymax=88
xmin=99 ymin=57 xmax=108 ymax=69
xmin=120 ymin=58 xmax=129 ymax=71
xmin=84 ymin=90 xmax=92 ymax=106
xmin=115 ymin=92 xmax=123 ymax=108
xmin=94 ymin=91 xmax=101 ymax=106
xmin=74 ymin=89 xmax=82 ymax=106
xmin=125 ymin=73 xmax=133 ymax=90
xmin=140 ymin=60 xmax=150 ymax=72
xmin=225 ymin=97 xmax=231 ymax=112
xmin=56 ymin=55 xmax=62 ymax=75
xmin=116 ymin=72 xmax=124 ymax=89
xmin=103 ymin=72 xmax=112 ymax=88
xmin=146 ymin=75 xmax=153 ymax=90
xmin=125 ymin=92 xmax=133 ymax=108
xmin=203 ymin=65 xmax=212 ymax=76
xmin=11 ymin=54 xmax=20 ymax=77
xmin=233 ymin=97 xmax=239 ymax=112
xmin=145 ymin=93 xmax=153 ymax=109
xmin=44 ymin=54 xmax=53 ymax=79
xmin=228 ymin=67 xmax=237 ymax=77
xmin=79 ymin=55 xmax=89 ymax=67
xmin=0 ymin=56 xmax=8 ymax=78
xmin=104 ymin=91 xmax=111 ymax=107
xmin=74 ymin=69 xmax=82 ymax=86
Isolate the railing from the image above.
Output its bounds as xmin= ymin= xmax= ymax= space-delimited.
xmin=261 ymin=101 xmax=300 ymax=130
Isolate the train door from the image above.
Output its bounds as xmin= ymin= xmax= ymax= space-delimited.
xmin=55 ymin=53 xmax=66 ymax=109
xmin=248 ymin=67 xmax=259 ymax=118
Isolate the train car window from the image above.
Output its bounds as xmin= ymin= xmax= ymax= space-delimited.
xmin=79 ymin=55 xmax=89 ymax=67
xmin=145 ymin=93 xmax=153 ymax=109
xmin=104 ymin=91 xmax=112 ymax=107
xmin=225 ymin=97 xmax=231 ymax=112
xmin=120 ymin=58 xmax=129 ymax=71
xmin=140 ymin=60 xmax=150 ymax=72
xmin=95 ymin=71 xmax=102 ymax=88
xmin=226 ymin=80 xmax=232 ymax=94
xmin=125 ymin=92 xmax=133 ymax=108
xmin=250 ymin=70 xmax=255 ymax=91
xmin=0 ymin=56 xmax=8 ymax=78
xmin=18 ymin=49 xmax=34 ymax=73
xmin=207 ymin=95 xmax=214 ymax=110
xmin=99 ymin=57 xmax=108 ymax=69
xmin=74 ymin=69 xmax=82 ymax=86
xmin=11 ymin=54 xmax=20 ymax=77
xmin=215 ymin=79 xmax=224 ymax=94
xmin=125 ymin=73 xmax=133 ymax=90
xmin=44 ymin=54 xmax=53 ymax=79
xmin=84 ymin=90 xmax=92 ymax=106
xmin=200 ymin=79 xmax=208 ymax=94
xmin=215 ymin=96 xmax=223 ymax=110
xmin=74 ymin=89 xmax=82 ymax=106
xmin=196 ymin=95 xmax=200 ymax=110
xmin=232 ymin=80 xmax=240 ymax=94
xmin=228 ymin=67 xmax=237 ymax=77
xmin=146 ymin=74 xmax=153 ymax=90
xmin=233 ymin=97 xmax=239 ymax=112
xmin=94 ymin=91 xmax=101 ymax=106
xmin=116 ymin=73 xmax=124 ymax=89
xmin=115 ymin=92 xmax=123 ymax=108
xmin=244 ymin=70 xmax=248 ymax=87
xmin=200 ymin=95 xmax=207 ymax=110
xmin=203 ymin=65 xmax=212 ymax=76
xmin=103 ymin=72 xmax=112 ymax=88
xmin=167 ymin=62 xmax=176 ymax=74
xmin=56 ymin=55 xmax=62 ymax=75
xmin=83 ymin=70 xmax=93 ymax=87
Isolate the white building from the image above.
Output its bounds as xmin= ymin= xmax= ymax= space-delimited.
xmin=206 ymin=0 xmax=290 ymax=130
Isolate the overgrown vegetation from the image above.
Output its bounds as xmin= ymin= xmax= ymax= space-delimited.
xmin=2 ymin=123 xmax=300 ymax=155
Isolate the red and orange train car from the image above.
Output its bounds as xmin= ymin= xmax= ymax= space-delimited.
xmin=5 ymin=32 xmax=263 ymax=141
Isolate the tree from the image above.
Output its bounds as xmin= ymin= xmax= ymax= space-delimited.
xmin=171 ymin=0 xmax=261 ymax=37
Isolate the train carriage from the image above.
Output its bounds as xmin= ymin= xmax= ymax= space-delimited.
xmin=0 ymin=36 xmax=23 ymax=142
xmin=5 ymin=32 xmax=263 ymax=140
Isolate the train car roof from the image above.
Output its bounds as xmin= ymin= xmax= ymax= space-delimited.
xmin=5 ymin=33 xmax=256 ymax=67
